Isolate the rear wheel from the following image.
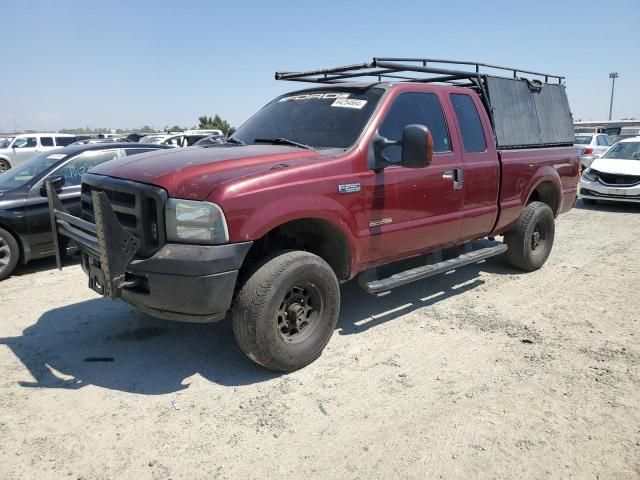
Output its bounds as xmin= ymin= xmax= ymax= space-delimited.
xmin=504 ymin=201 xmax=555 ymax=272
xmin=232 ymin=250 xmax=340 ymax=371
xmin=0 ymin=159 xmax=10 ymax=173
xmin=0 ymin=227 xmax=19 ymax=281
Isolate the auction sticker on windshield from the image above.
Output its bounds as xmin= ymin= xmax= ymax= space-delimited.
xmin=331 ymin=98 xmax=367 ymax=109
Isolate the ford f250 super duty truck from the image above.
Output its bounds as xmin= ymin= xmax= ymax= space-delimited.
xmin=48 ymin=57 xmax=579 ymax=371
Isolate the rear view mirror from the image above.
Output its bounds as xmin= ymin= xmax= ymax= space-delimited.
xmin=368 ymin=124 xmax=433 ymax=171
xmin=401 ymin=124 xmax=433 ymax=168
xmin=40 ymin=175 xmax=65 ymax=197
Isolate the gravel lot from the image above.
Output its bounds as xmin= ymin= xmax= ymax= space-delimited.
xmin=0 ymin=201 xmax=638 ymax=480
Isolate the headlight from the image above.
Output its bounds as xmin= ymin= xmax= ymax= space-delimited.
xmin=582 ymin=168 xmax=599 ymax=182
xmin=165 ymin=199 xmax=228 ymax=244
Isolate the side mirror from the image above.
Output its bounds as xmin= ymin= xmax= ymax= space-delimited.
xmin=368 ymin=124 xmax=433 ymax=171
xmin=227 ymin=127 xmax=237 ymax=137
xmin=40 ymin=175 xmax=65 ymax=197
xmin=401 ymin=124 xmax=433 ymax=169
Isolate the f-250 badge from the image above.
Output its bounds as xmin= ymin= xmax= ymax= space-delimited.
xmin=338 ymin=183 xmax=361 ymax=194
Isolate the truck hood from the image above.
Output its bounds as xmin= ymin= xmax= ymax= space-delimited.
xmin=590 ymin=158 xmax=640 ymax=175
xmin=88 ymin=144 xmax=322 ymax=199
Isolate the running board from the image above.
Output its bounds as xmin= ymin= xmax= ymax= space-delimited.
xmin=359 ymin=243 xmax=508 ymax=295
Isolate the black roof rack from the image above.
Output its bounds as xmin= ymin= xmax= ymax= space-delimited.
xmin=275 ymin=57 xmax=565 ymax=86
xmin=276 ymin=58 xmax=574 ymax=150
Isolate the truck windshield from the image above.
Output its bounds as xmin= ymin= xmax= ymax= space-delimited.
xmin=0 ymin=151 xmax=66 ymax=191
xmin=0 ymin=137 xmax=13 ymax=149
xmin=602 ymin=141 xmax=640 ymax=160
xmin=232 ymin=88 xmax=384 ymax=149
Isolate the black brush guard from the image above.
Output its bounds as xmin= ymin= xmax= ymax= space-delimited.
xmin=46 ymin=179 xmax=142 ymax=299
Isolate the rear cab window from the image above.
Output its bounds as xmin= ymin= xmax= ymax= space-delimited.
xmin=450 ymin=94 xmax=487 ymax=153
xmin=40 ymin=137 xmax=54 ymax=147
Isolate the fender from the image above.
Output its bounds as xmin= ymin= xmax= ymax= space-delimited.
xmin=228 ymin=193 xmax=359 ymax=268
xmin=523 ymin=165 xmax=563 ymax=214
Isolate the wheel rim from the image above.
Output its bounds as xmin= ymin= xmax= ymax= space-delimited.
xmin=0 ymin=162 xmax=8 ymax=173
xmin=0 ymin=235 xmax=11 ymax=272
xmin=276 ymin=282 xmax=324 ymax=344
xmin=530 ymin=222 xmax=547 ymax=252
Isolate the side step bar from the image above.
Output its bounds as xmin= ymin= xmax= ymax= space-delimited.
xmin=359 ymin=242 xmax=508 ymax=294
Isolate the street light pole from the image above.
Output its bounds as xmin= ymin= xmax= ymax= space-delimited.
xmin=608 ymin=72 xmax=619 ymax=121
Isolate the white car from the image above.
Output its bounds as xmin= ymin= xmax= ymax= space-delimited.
xmin=0 ymin=133 xmax=77 ymax=172
xmin=579 ymin=137 xmax=640 ymax=204
xmin=574 ymin=133 xmax=615 ymax=169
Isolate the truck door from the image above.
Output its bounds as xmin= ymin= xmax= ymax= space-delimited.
xmin=365 ymin=91 xmax=464 ymax=264
xmin=449 ymin=93 xmax=500 ymax=241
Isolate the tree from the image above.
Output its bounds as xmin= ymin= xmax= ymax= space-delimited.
xmin=198 ymin=114 xmax=231 ymax=135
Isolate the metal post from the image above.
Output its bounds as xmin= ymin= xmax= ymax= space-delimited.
xmin=608 ymin=72 xmax=619 ymax=121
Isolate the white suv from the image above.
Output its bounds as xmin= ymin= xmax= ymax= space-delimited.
xmin=0 ymin=133 xmax=77 ymax=172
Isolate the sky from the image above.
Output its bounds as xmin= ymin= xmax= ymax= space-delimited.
xmin=2 ymin=0 xmax=639 ymax=132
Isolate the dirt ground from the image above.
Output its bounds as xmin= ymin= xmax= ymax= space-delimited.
xmin=0 ymin=200 xmax=639 ymax=480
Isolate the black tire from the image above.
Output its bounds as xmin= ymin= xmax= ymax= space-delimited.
xmin=232 ymin=250 xmax=340 ymax=372
xmin=504 ymin=201 xmax=555 ymax=272
xmin=0 ymin=227 xmax=20 ymax=281
xmin=0 ymin=159 xmax=10 ymax=173
xmin=582 ymin=198 xmax=597 ymax=205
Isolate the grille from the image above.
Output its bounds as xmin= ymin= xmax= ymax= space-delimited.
xmin=81 ymin=174 xmax=167 ymax=257
xmin=598 ymin=173 xmax=640 ymax=186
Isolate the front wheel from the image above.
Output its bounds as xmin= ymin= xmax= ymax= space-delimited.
xmin=0 ymin=227 xmax=20 ymax=281
xmin=232 ymin=250 xmax=340 ymax=371
xmin=0 ymin=159 xmax=10 ymax=173
xmin=504 ymin=201 xmax=555 ymax=272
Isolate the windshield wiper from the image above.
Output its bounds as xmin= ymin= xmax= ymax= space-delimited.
xmin=253 ymin=137 xmax=313 ymax=150
xmin=225 ymin=137 xmax=245 ymax=145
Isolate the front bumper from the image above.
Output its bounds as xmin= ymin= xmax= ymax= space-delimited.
xmin=579 ymin=178 xmax=640 ymax=203
xmin=46 ymin=180 xmax=252 ymax=322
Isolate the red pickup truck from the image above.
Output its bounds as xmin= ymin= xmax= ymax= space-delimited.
xmin=48 ymin=58 xmax=579 ymax=371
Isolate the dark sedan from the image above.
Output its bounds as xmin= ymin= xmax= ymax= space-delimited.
xmin=0 ymin=142 xmax=171 ymax=280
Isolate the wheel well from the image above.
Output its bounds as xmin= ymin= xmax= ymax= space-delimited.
xmin=527 ymin=181 xmax=560 ymax=215
xmin=243 ymin=218 xmax=351 ymax=281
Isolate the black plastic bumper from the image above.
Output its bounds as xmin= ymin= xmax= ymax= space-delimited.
xmin=46 ymin=179 xmax=252 ymax=323
xmin=113 ymin=242 xmax=251 ymax=322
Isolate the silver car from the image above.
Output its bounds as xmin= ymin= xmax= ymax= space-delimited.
xmin=574 ymin=133 xmax=615 ymax=169
xmin=0 ymin=133 xmax=77 ymax=172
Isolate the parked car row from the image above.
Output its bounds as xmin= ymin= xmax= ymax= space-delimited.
xmin=0 ymin=129 xmax=227 ymax=171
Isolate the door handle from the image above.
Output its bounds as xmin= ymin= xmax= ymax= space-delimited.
xmin=453 ymin=168 xmax=463 ymax=190
xmin=443 ymin=169 xmax=463 ymax=189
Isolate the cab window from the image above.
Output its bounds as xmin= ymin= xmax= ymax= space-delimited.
xmin=378 ymin=93 xmax=451 ymax=162
xmin=13 ymin=137 xmax=37 ymax=148
xmin=40 ymin=137 xmax=54 ymax=147
xmin=57 ymin=150 xmax=119 ymax=186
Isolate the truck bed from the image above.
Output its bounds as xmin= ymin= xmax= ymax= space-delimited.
xmin=492 ymin=146 xmax=580 ymax=235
